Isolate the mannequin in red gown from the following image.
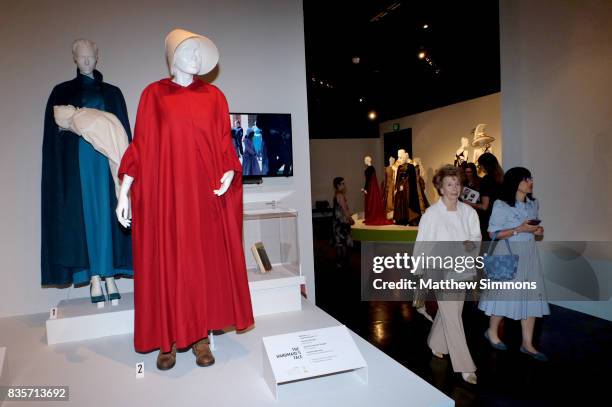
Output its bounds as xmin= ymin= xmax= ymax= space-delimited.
xmin=117 ymin=29 xmax=254 ymax=369
xmin=362 ymin=156 xmax=392 ymax=225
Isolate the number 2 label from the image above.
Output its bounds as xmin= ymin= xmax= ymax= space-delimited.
xmin=136 ymin=362 xmax=144 ymax=379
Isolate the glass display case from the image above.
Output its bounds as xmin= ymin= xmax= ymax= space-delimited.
xmin=243 ymin=201 xmax=304 ymax=315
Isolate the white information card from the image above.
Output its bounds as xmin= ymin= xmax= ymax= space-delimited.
xmin=262 ymin=325 xmax=368 ymax=399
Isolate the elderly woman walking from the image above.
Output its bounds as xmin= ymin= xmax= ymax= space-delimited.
xmin=415 ymin=165 xmax=481 ymax=384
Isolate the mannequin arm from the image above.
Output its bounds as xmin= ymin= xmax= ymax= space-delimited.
xmin=213 ymin=170 xmax=235 ymax=196
xmin=116 ymin=175 xmax=134 ymax=228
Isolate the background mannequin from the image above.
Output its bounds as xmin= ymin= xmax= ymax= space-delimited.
xmin=455 ymin=136 xmax=469 ymax=166
xmin=361 ymin=156 xmax=391 ymax=225
xmin=393 ymin=149 xmax=421 ymax=225
xmin=382 ymin=156 xmax=396 ymax=215
xmin=471 ymin=124 xmax=495 ymax=167
xmin=413 ymin=157 xmax=430 ymax=213
xmin=116 ymin=29 xmax=254 ymax=371
xmin=42 ymin=38 xmax=133 ymax=306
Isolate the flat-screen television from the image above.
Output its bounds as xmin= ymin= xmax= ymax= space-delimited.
xmin=229 ymin=113 xmax=293 ymax=178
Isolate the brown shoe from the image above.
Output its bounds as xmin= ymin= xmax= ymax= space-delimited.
xmin=156 ymin=344 xmax=176 ymax=370
xmin=192 ymin=338 xmax=215 ymax=367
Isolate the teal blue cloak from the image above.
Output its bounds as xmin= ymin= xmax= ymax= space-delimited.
xmin=41 ymin=69 xmax=133 ymax=286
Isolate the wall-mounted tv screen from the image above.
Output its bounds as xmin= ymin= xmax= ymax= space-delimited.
xmin=229 ymin=113 xmax=293 ymax=178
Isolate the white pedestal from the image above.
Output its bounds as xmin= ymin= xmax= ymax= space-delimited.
xmin=46 ymin=268 xmax=305 ymax=345
xmin=248 ymin=263 xmax=305 ymax=316
xmin=0 ymin=347 xmax=7 ymax=385
xmin=46 ymin=296 xmax=134 ymax=345
xmin=0 ymin=346 xmax=8 ymax=406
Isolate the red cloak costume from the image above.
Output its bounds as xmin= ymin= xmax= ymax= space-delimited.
xmin=364 ymin=166 xmax=392 ymax=225
xmin=119 ymin=78 xmax=254 ymax=353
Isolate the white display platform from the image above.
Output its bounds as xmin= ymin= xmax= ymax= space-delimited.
xmin=46 ymin=269 xmax=305 ymax=345
xmin=0 ymin=347 xmax=7 ymax=386
xmin=2 ymin=299 xmax=454 ymax=407
xmin=46 ymin=295 xmax=134 ymax=345
xmin=247 ymin=264 xmax=305 ymax=316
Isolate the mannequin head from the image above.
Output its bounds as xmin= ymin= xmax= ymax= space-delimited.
xmin=364 ymin=156 xmax=372 ymax=166
xmin=172 ymin=38 xmax=202 ymax=77
xmin=72 ymin=39 xmax=98 ymax=76
xmin=397 ymin=149 xmax=406 ymax=163
xmin=388 ymin=156 xmax=395 ymax=166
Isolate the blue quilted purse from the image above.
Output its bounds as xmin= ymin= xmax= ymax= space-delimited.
xmin=483 ymin=231 xmax=519 ymax=281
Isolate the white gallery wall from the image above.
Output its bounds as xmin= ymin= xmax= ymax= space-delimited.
xmin=500 ymin=0 xmax=612 ymax=319
xmin=310 ymin=94 xmax=501 ymax=213
xmin=379 ymin=93 xmax=502 ymax=202
xmin=0 ymin=0 xmax=314 ymax=318
xmin=310 ymin=138 xmax=384 ymax=213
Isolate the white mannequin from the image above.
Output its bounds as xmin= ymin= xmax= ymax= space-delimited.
xmin=471 ymin=124 xmax=495 ymax=166
xmin=395 ymin=149 xmax=408 ymax=192
xmin=397 ymin=149 xmax=406 ymax=165
xmin=388 ymin=156 xmax=395 ymax=167
xmin=456 ymin=137 xmax=469 ymax=164
xmin=361 ymin=155 xmax=372 ymax=194
xmin=116 ymin=39 xmax=234 ymax=229
xmin=116 ymin=36 xmax=228 ymax=357
xmin=71 ymin=39 xmax=119 ymax=307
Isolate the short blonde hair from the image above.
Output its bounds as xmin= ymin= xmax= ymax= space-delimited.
xmin=433 ymin=164 xmax=462 ymax=195
xmin=72 ymin=39 xmax=98 ymax=58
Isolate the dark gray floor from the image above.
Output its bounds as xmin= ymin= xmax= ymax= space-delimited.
xmin=312 ymin=217 xmax=612 ymax=407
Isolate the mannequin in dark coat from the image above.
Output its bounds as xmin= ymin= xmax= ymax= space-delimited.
xmin=41 ymin=69 xmax=133 ymax=286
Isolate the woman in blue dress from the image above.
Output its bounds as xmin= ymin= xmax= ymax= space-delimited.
xmin=479 ymin=167 xmax=550 ymax=361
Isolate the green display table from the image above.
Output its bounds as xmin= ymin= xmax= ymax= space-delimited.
xmin=350 ymin=220 xmax=418 ymax=242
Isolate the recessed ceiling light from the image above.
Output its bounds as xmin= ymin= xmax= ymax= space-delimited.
xmin=423 ymin=24 xmax=429 ymax=29
xmin=368 ymin=111 xmax=377 ymax=120
xmin=418 ymin=51 xmax=426 ymax=59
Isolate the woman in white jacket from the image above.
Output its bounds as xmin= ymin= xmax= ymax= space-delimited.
xmin=415 ymin=164 xmax=481 ymax=384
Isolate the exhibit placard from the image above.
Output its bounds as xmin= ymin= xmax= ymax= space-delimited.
xmin=262 ymin=325 xmax=367 ymax=399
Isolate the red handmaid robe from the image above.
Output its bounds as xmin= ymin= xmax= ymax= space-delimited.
xmin=118 ymin=78 xmax=254 ymax=353
xmin=364 ymin=166 xmax=392 ymax=225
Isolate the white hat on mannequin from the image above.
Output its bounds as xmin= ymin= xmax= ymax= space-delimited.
xmin=471 ymin=123 xmax=495 ymax=148
xmin=164 ymin=28 xmax=219 ymax=76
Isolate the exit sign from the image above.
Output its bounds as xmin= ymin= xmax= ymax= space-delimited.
xmin=392 ymin=123 xmax=400 ymax=131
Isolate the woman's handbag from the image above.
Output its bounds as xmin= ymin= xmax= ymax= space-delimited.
xmin=483 ymin=231 xmax=519 ymax=281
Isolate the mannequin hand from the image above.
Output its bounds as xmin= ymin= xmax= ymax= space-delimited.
xmin=399 ymin=186 xmax=404 ymax=191
xmin=116 ymin=193 xmax=131 ymax=228
xmin=214 ymin=170 xmax=235 ymax=196
xmin=361 ymin=188 xmax=367 ymax=195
